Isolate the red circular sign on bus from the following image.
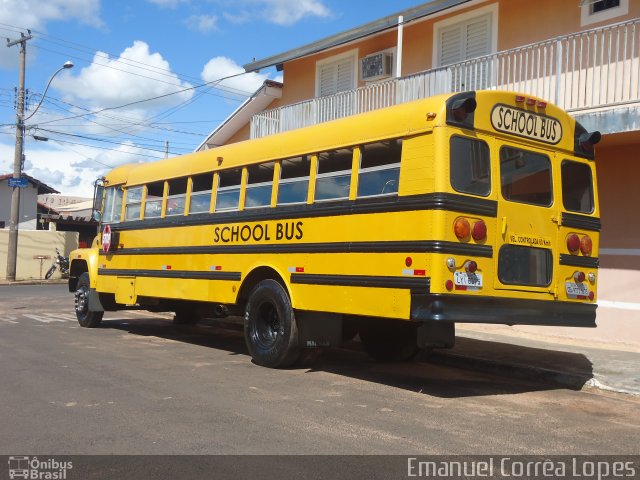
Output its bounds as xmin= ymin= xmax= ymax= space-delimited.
xmin=102 ymin=224 xmax=111 ymax=254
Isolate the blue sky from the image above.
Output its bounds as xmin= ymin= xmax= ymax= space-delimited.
xmin=0 ymin=0 xmax=422 ymax=196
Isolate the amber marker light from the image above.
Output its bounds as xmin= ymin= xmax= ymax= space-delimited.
xmin=454 ymin=217 xmax=471 ymax=240
xmin=566 ymin=233 xmax=580 ymax=254
xmin=580 ymin=235 xmax=593 ymax=256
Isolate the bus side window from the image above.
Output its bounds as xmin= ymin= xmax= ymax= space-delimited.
xmin=216 ymin=168 xmax=242 ymax=212
xmin=144 ymin=181 xmax=164 ymax=218
xmin=315 ymin=148 xmax=352 ymax=201
xmin=358 ymin=140 xmax=402 ymax=197
xmin=125 ymin=186 xmax=143 ymax=221
xmin=450 ymin=136 xmax=491 ymax=197
xmin=245 ymin=162 xmax=275 ymax=208
xmin=278 ymin=156 xmax=310 ymax=205
xmin=189 ymin=173 xmax=213 ymax=214
xmin=102 ymin=187 xmax=124 ymax=223
xmin=166 ymin=177 xmax=188 ymax=216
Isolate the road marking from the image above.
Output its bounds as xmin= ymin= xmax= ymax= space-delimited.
xmin=22 ymin=313 xmax=73 ymax=323
xmin=0 ymin=316 xmax=19 ymax=324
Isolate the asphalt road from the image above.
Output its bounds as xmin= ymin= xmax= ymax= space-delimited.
xmin=1 ymin=284 xmax=639 ymax=455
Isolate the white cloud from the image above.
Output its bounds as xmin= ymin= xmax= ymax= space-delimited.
xmin=184 ymin=14 xmax=219 ymax=33
xmin=0 ymin=0 xmax=102 ymax=68
xmin=201 ymin=56 xmax=270 ymax=95
xmin=259 ymin=0 xmax=330 ymax=25
xmin=54 ymin=41 xmax=194 ymax=111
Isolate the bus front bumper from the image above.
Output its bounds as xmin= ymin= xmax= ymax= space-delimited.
xmin=411 ymin=294 xmax=597 ymax=328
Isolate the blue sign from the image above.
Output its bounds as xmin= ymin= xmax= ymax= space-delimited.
xmin=8 ymin=177 xmax=29 ymax=188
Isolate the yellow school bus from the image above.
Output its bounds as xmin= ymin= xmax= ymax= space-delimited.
xmin=69 ymin=90 xmax=601 ymax=368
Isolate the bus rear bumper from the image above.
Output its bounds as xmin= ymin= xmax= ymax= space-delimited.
xmin=411 ymin=294 xmax=597 ymax=328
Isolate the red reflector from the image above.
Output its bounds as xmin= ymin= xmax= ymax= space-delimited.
xmin=445 ymin=280 xmax=454 ymax=291
xmin=567 ymin=234 xmax=580 ymax=254
xmin=472 ymin=220 xmax=487 ymax=241
xmin=405 ymin=257 xmax=413 ymax=267
xmin=526 ymin=97 xmax=536 ymax=106
xmin=166 ymin=265 xmax=172 ymax=270
xmin=296 ymin=267 xmax=304 ymax=273
xmin=588 ymin=291 xmax=595 ymax=301
xmin=414 ymin=269 xmax=426 ymax=276
xmin=215 ymin=266 xmax=222 ymax=271
xmin=515 ymin=95 xmax=525 ymax=103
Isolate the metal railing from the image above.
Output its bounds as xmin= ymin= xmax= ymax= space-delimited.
xmin=251 ymin=18 xmax=640 ymax=139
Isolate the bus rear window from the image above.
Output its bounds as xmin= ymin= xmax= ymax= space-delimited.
xmin=561 ymin=161 xmax=594 ymax=213
xmin=450 ymin=136 xmax=490 ymax=196
xmin=500 ymin=146 xmax=552 ymax=207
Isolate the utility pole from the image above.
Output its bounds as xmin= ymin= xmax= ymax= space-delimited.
xmin=5 ymin=31 xmax=32 ymax=282
xmin=165 ymin=140 xmax=169 ymax=159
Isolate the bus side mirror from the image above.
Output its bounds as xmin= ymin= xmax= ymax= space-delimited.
xmin=92 ymin=210 xmax=102 ymax=222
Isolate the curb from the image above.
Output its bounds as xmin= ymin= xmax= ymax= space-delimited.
xmin=0 ymin=279 xmax=68 ymax=286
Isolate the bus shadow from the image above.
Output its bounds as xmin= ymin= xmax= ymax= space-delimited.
xmin=99 ymin=315 xmax=593 ymax=399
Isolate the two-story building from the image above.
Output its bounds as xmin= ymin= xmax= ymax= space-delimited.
xmin=199 ymin=0 xmax=640 ymax=331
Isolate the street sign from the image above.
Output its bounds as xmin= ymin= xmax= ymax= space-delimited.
xmin=7 ymin=177 xmax=29 ymax=188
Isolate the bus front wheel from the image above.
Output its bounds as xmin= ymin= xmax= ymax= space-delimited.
xmin=75 ymin=272 xmax=104 ymax=328
xmin=244 ymin=279 xmax=300 ymax=368
xmin=359 ymin=317 xmax=418 ymax=362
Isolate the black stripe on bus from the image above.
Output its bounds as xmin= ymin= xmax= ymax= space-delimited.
xmin=109 ymin=192 xmax=497 ymax=232
xmin=97 ymin=269 xmax=241 ymax=281
xmin=559 ymin=254 xmax=599 ymax=269
xmin=561 ymin=213 xmax=601 ymax=232
xmin=290 ymin=273 xmax=430 ymax=293
xmin=99 ymin=240 xmax=493 ymax=258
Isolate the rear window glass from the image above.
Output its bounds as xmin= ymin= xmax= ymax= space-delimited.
xmin=561 ymin=161 xmax=594 ymax=213
xmin=450 ymin=136 xmax=490 ymax=196
xmin=500 ymin=146 xmax=552 ymax=207
xmin=498 ymin=245 xmax=552 ymax=287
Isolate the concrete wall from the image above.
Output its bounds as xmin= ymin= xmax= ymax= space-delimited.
xmin=0 ymin=182 xmax=39 ymax=230
xmin=0 ymin=229 xmax=78 ymax=280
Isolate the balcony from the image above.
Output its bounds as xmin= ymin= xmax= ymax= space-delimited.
xmin=250 ymin=18 xmax=640 ymax=139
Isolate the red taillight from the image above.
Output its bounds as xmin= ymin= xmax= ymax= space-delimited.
xmin=465 ymin=260 xmax=478 ymax=273
xmin=588 ymin=291 xmax=595 ymax=301
xmin=454 ymin=217 xmax=470 ymax=240
xmin=567 ymin=233 xmax=580 ymax=253
xmin=445 ymin=280 xmax=454 ymax=291
xmin=574 ymin=271 xmax=586 ymax=283
xmin=405 ymin=257 xmax=413 ymax=267
xmin=580 ymin=235 xmax=592 ymax=256
xmin=472 ymin=220 xmax=487 ymax=241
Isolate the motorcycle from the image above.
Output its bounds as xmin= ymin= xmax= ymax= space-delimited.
xmin=45 ymin=248 xmax=70 ymax=279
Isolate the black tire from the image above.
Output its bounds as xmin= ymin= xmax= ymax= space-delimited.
xmin=173 ymin=308 xmax=198 ymax=325
xmin=244 ymin=279 xmax=300 ymax=368
xmin=358 ymin=317 xmax=418 ymax=362
xmin=45 ymin=265 xmax=56 ymax=280
xmin=75 ymin=272 xmax=103 ymax=328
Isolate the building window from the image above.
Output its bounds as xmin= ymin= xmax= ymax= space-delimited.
xmin=581 ymin=0 xmax=628 ymax=26
xmin=316 ymin=50 xmax=357 ymax=98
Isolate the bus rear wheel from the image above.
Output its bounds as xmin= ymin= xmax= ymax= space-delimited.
xmin=244 ymin=279 xmax=300 ymax=368
xmin=359 ymin=317 xmax=418 ymax=362
xmin=75 ymin=272 xmax=104 ymax=328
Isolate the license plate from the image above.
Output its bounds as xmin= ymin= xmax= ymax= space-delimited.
xmin=565 ymin=282 xmax=589 ymax=297
xmin=454 ymin=272 xmax=483 ymax=288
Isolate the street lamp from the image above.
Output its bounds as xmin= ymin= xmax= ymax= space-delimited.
xmin=4 ymin=59 xmax=74 ymax=281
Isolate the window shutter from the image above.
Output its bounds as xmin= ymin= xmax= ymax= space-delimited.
xmin=318 ymin=56 xmax=355 ymax=97
xmin=438 ymin=13 xmax=492 ymax=66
